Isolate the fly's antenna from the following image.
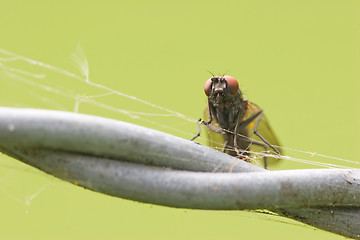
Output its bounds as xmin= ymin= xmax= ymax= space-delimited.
xmin=205 ymin=69 xmax=215 ymax=77
xmin=222 ymin=69 xmax=231 ymax=76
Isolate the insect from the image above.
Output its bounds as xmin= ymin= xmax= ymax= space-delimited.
xmin=191 ymin=75 xmax=281 ymax=168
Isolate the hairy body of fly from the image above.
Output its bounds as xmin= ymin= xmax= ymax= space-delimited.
xmin=201 ymin=76 xmax=281 ymax=167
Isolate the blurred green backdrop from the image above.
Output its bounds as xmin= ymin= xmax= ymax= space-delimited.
xmin=0 ymin=0 xmax=359 ymax=239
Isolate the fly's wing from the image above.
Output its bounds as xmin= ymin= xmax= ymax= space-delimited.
xmin=242 ymin=101 xmax=282 ymax=165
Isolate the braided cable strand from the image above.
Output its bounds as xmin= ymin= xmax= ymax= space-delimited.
xmin=0 ymin=107 xmax=359 ymax=239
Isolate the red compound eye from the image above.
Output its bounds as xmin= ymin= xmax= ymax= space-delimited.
xmin=224 ymin=76 xmax=239 ymax=95
xmin=204 ymin=79 xmax=212 ymax=96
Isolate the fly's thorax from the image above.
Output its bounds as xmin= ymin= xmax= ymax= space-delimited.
xmin=208 ymin=91 xmax=246 ymax=130
xmin=209 ymin=90 xmax=236 ymax=106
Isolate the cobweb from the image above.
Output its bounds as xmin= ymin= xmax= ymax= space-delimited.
xmin=0 ymin=45 xmax=358 ymax=219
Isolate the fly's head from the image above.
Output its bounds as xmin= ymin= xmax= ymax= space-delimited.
xmin=204 ymin=75 xmax=245 ymax=129
xmin=204 ymin=75 xmax=242 ymax=106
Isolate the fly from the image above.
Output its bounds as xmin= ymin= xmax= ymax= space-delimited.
xmin=191 ymin=75 xmax=281 ymax=168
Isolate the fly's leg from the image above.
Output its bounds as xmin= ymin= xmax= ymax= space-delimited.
xmin=191 ymin=102 xmax=214 ymax=141
xmin=236 ymin=110 xmax=280 ymax=168
xmin=232 ymin=121 xmax=242 ymax=156
xmin=233 ymin=136 xmax=252 ymax=163
xmin=253 ymin=110 xmax=280 ymax=155
xmin=190 ymin=119 xmax=203 ymax=141
xmin=221 ymin=136 xmax=228 ymax=152
xmin=253 ymin=110 xmax=280 ymax=168
xmin=237 ymin=110 xmax=280 ymax=154
xmin=190 ymin=118 xmax=223 ymax=141
xmin=191 ymin=116 xmax=228 ymax=154
xmin=230 ymin=122 xmax=251 ymax=163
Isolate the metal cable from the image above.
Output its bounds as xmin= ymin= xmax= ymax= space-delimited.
xmin=0 ymin=107 xmax=359 ymax=239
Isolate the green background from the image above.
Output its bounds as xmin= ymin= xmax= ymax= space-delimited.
xmin=0 ymin=0 xmax=359 ymax=239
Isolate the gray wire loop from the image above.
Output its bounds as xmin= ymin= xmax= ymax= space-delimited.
xmin=0 ymin=107 xmax=359 ymax=239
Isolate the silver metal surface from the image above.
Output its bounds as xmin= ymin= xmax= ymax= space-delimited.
xmin=0 ymin=107 xmax=359 ymax=239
